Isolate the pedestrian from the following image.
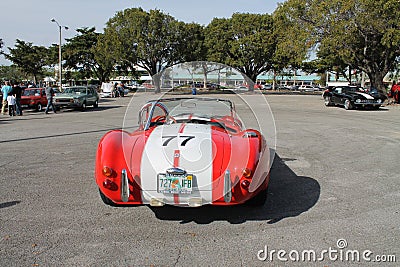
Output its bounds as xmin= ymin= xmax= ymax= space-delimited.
xmin=392 ymin=81 xmax=400 ymax=104
xmin=1 ymin=81 xmax=12 ymax=115
xmin=12 ymin=82 xmax=24 ymax=115
xmin=7 ymin=93 xmax=16 ymax=116
xmin=113 ymin=82 xmax=119 ymax=97
xmin=117 ymin=82 xmax=125 ymax=97
xmin=45 ymin=82 xmax=57 ymax=114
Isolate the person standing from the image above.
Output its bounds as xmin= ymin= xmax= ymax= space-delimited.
xmin=391 ymin=81 xmax=400 ymax=104
xmin=7 ymin=93 xmax=16 ymax=116
xmin=1 ymin=81 xmax=12 ymax=115
xmin=12 ymin=82 xmax=24 ymax=115
xmin=45 ymin=83 xmax=57 ymax=114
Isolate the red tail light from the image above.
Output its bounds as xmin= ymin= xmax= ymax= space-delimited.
xmin=103 ymin=179 xmax=118 ymax=191
xmin=241 ymin=180 xmax=250 ymax=189
xmin=102 ymin=166 xmax=114 ymax=177
xmin=242 ymin=168 xmax=252 ymax=178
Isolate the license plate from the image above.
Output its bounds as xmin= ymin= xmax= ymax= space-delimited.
xmin=21 ymin=105 xmax=28 ymax=108
xmin=157 ymin=173 xmax=193 ymax=194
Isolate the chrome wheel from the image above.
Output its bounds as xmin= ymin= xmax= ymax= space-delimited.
xmin=344 ymin=99 xmax=353 ymax=110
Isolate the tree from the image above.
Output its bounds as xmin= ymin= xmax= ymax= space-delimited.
xmin=277 ymin=0 xmax=400 ymax=94
xmin=0 ymin=65 xmax=24 ymax=82
xmin=91 ymin=34 xmax=118 ymax=83
xmin=4 ymin=40 xmax=49 ymax=84
xmin=102 ymin=8 xmax=205 ymax=93
xmin=47 ymin=44 xmax=60 ymax=67
xmin=205 ymin=13 xmax=277 ymax=91
xmin=273 ymin=5 xmax=311 ymax=88
xmin=63 ymin=27 xmax=114 ymax=83
xmin=181 ymin=61 xmax=225 ymax=89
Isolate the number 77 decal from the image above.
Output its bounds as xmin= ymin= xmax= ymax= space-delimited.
xmin=162 ymin=135 xmax=195 ymax=146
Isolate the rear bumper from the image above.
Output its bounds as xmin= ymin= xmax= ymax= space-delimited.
xmin=100 ymin=92 xmax=112 ymax=98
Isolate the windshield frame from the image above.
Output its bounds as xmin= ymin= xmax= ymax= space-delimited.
xmin=140 ymin=97 xmax=236 ymax=131
xmin=63 ymin=87 xmax=87 ymax=95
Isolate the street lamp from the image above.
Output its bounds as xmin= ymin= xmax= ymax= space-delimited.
xmin=51 ymin=18 xmax=68 ymax=91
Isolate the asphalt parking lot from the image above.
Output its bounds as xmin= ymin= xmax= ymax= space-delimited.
xmin=0 ymin=92 xmax=399 ymax=266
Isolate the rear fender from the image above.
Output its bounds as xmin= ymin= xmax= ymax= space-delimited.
xmin=95 ymin=130 xmax=143 ymax=204
xmin=212 ymin=128 xmax=267 ymax=204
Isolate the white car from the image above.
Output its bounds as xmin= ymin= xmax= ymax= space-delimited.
xmin=100 ymin=82 xmax=115 ymax=98
xmin=299 ymin=85 xmax=319 ymax=92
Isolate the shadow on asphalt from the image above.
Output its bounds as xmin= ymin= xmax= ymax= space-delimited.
xmin=149 ymin=154 xmax=320 ymax=224
xmin=0 ymin=126 xmax=138 ymax=144
xmin=0 ymin=201 xmax=21 ymax=209
xmin=98 ymin=98 xmax=127 ymax=102
xmin=57 ymin=105 xmax=121 ymax=113
xmin=325 ymin=106 xmax=389 ymax=112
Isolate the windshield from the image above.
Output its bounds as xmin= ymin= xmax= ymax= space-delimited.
xmin=162 ymin=98 xmax=232 ymax=119
xmin=23 ymin=89 xmax=41 ymax=96
xmin=63 ymin=87 xmax=87 ymax=94
xmin=140 ymin=98 xmax=237 ymax=130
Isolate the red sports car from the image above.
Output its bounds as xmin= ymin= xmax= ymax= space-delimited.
xmin=95 ymin=97 xmax=271 ymax=207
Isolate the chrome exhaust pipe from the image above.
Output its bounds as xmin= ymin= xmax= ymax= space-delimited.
xmin=121 ymin=169 xmax=129 ymax=202
xmin=224 ymin=170 xmax=232 ymax=203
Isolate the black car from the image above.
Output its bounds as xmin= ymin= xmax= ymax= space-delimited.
xmin=323 ymin=86 xmax=386 ymax=110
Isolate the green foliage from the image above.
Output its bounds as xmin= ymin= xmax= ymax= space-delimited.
xmin=63 ymin=27 xmax=113 ymax=82
xmin=4 ymin=39 xmax=50 ymax=83
xmin=47 ymin=44 xmax=59 ymax=66
xmin=64 ymin=27 xmax=99 ymax=70
xmin=91 ymin=34 xmax=117 ymax=83
xmin=278 ymin=0 xmax=400 ymax=92
xmin=205 ymin=13 xmax=277 ymax=89
xmin=102 ymin=8 xmax=205 ymax=92
xmin=0 ymin=65 xmax=25 ymax=82
xmin=272 ymin=3 xmax=310 ymax=71
xmin=3 ymin=4 xmax=399 ymax=91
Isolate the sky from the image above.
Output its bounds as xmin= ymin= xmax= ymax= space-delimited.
xmin=0 ymin=0 xmax=282 ymax=65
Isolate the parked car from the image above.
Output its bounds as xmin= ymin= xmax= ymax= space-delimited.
xmin=100 ymin=83 xmax=128 ymax=98
xmin=299 ymin=85 xmax=319 ymax=92
xmin=323 ymin=86 xmax=386 ymax=110
xmin=20 ymin=88 xmax=47 ymax=111
xmin=262 ymin=84 xmax=273 ymax=90
xmin=286 ymin=85 xmax=299 ymax=91
xmin=95 ymin=97 xmax=271 ymax=207
xmin=54 ymin=86 xmax=99 ymax=111
xmin=100 ymin=82 xmax=115 ymax=98
xmin=53 ymin=88 xmax=61 ymax=96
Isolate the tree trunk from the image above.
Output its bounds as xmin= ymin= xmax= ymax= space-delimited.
xmin=152 ymin=72 xmax=162 ymax=94
xmin=245 ymin=76 xmax=255 ymax=92
xmin=368 ymin=72 xmax=387 ymax=96
xmin=202 ymin=64 xmax=208 ymax=89
xmin=273 ymin=69 xmax=277 ymax=90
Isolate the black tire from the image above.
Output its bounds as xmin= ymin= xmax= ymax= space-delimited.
xmin=324 ymin=96 xmax=332 ymax=106
xmin=344 ymin=99 xmax=353 ymax=110
xmin=99 ymin=189 xmax=116 ymax=206
xmin=37 ymin=103 xmax=43 ymax=112
xmin=93 ymin=100 xmax=98 ymax=108
xmin=81 ymin=102 xmax=87 ymax=111
xmin=373 ymin=105 xmax=381 ymax=110
xmin=246 ymin=186 xmax=269 ymax=206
